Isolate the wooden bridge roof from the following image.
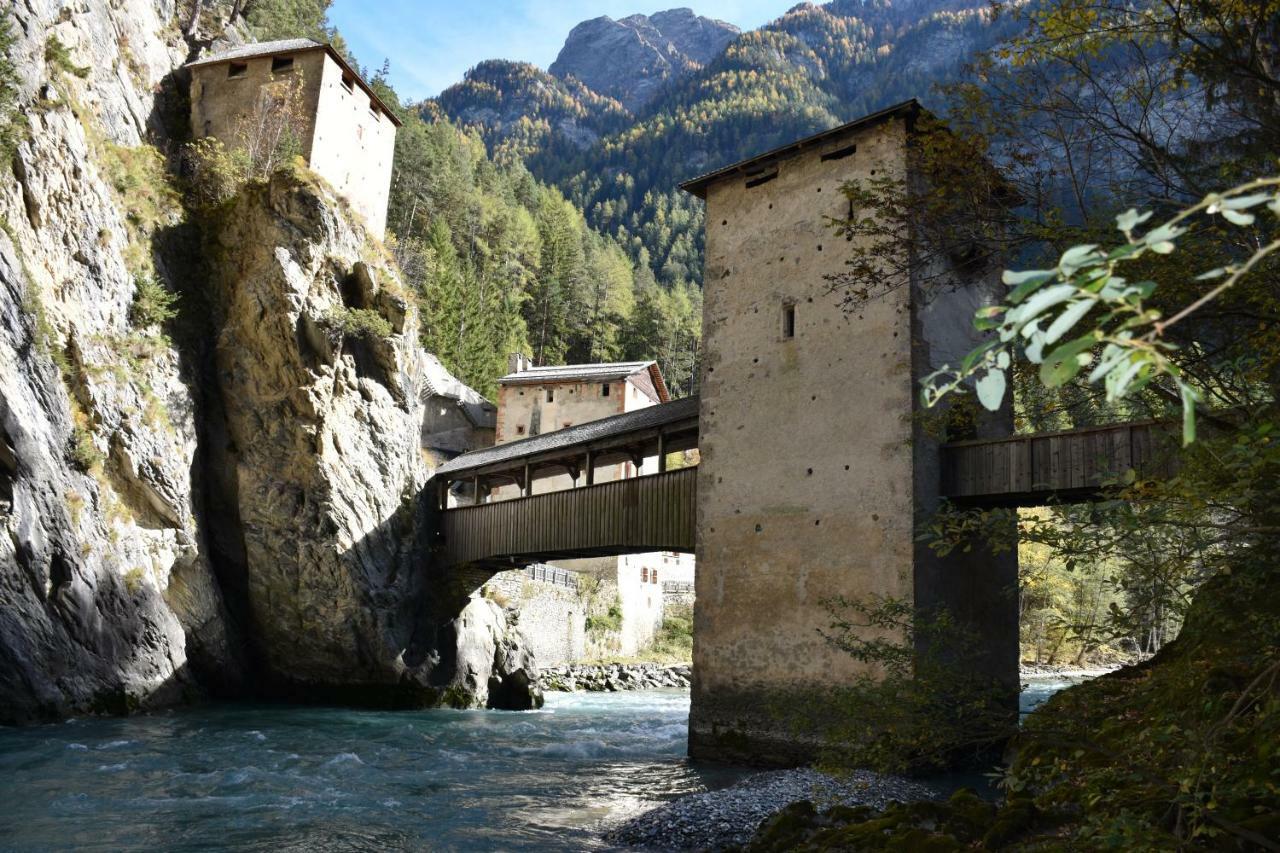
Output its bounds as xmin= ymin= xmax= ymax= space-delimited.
xmin=433 ymin=395 xmax=700 ymax=484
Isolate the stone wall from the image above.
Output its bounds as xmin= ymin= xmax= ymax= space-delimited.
xmin=487 ymin=566 xmax=586 ymax=666
xmin=190 ymin=49 xmax=327 ymax=160
xmin=307 ymin=52 xmax=397 ymax=237
xmin=692 ymin=117 xmax=917 ymax=764
xmin=689 ymin=109 xmax=1017 ymax=765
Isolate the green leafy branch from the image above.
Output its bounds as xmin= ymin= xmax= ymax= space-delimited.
xmin=922 ymin=176 xmax=1280 ymax=445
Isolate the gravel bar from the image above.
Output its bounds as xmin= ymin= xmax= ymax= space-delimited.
xmin=605 ymin=767 xmax=937 ymax=850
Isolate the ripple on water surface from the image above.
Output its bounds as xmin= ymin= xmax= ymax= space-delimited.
xmin=0 ymin=690 xmax=746 ymax=852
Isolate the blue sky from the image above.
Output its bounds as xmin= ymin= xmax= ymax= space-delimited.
xmin=329 ymin=1 xmax=792 ymax=101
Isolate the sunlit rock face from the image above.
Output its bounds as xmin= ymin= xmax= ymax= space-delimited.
xmin=205 ymin=169 xmax=434 ymax=697
xmin=205 ymin=170 xmax=541 ymax=710
xmin=550 ymin=8 xmax=740 ymax=112
xmin=0 ymin=0 xmax=240 ymax=723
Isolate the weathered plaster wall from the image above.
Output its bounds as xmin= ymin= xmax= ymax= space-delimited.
xmin=308 ymin=56 xmax=397 ymax=237
xmin=496 ymin=379 xmax=628 ymax=445
xmin=616 ymin=553 xmax=665 ymax=654
xmin=189 ymin=50 xmax=326 ymax=160
xmin=190 ymin=49 xmax=396 ymax=237
xmin=691 ymin=118 xmax=917 ymax=764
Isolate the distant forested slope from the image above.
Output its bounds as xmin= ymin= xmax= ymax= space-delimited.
xmin=434 ymin=0 xmax=1025 ymax=292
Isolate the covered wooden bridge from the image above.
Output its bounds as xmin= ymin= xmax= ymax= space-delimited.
xmin=431 ymin=396 xmax=700 ymax=569
xmin=429 ymin=396 xmax=1181 ymax=569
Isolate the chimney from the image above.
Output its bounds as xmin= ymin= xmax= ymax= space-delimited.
xmin=507 ymin=353 xmax=529 ymax=375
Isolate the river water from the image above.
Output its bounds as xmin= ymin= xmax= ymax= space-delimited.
xmin=0 ymin=676 xmax=1085 ymax=852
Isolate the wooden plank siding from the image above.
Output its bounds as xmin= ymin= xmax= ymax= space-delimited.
xmin=440 ymin=467 xmax=697 ymax=569
xmin=941 ymin=420 xmax=1181 ymax=506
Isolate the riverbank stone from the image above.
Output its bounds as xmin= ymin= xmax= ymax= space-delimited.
xmin=542 ymin=662 xmax=691 ymax=692
xmin=605 ymin=767 xmax=936 ymax=850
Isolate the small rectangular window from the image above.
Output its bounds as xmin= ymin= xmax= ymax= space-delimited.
xmin=783 ymin=303 xmax=796 ymax=339
xmin=546 ymin=388 xmax=554 ymax=403
xmin=341 ymin=74 xmax=355 ymax=93
xmin=821 ymin=144 xmax=857 ymax=162
xmin=271 ymin=56 xmax=294 ymax=74
xmin=369 ymin=100 xmax=380 ymax=120
xmin=601 ymin=383 xmax=610 ymax=397
xmin=745 ymin=170 xmax=778 ymax=189
xmin=516 ymin=425 xmax=526 ymax=436
xmin=227 ymin=62 xmax=248 ymax=79
xmin=562 ymin=422 xmax=572 ymax=429
xmin=642 ymin=567 xmax=648 ymax=583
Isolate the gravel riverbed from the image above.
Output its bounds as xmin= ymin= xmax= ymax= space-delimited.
xmin=605 ymin=767 xmax=938 ymax=850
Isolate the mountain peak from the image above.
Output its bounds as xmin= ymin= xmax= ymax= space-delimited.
xmin=549 ymin=8 xmax=740 ymax=112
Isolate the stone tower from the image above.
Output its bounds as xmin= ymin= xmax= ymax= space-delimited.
xmin=187 ymin=39 xmax=400 ymax=237
xmin=681 ymin=100 xmax=1018 ymax=764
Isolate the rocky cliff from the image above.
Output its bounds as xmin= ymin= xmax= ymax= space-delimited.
xmin=0 ymin=0 xmax=537 ymax=722
xmin=549 ymin=8 xmax=739 ymax=111
xmin=204 ymin=168 xmax=538 ymax=708
xmin=0 ymin=0 xmax=241 ymax=724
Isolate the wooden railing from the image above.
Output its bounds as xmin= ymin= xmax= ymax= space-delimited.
xmin=439 ymin=467 xmax=697 ymax=568
xmin=940 ymin=420 xmax=1181 ymax=506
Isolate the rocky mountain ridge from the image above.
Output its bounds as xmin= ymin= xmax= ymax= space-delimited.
xmin=549 ymin=8 xmax=739 ymax=112
xmin=434 ymin=1 xmax=1021 ymax=291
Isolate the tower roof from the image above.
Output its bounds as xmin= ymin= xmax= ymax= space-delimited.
xmin=499 ymin=361 xmax=670 ymax=403
xmin=679 ymin=99 xmax=923 ymax=199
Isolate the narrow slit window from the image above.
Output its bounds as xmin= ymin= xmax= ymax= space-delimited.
xmin=782 ymin=303 xmax=797 ymax=339
xmin=821 ymin=143 xmax=857 ymax=162
xmin=745 ymin=170 xmax=778 ymax=189
xmin=601 ymin=383 xmax=610 ymax=397
xmin=546 ymin=388 xmax=554 ymax=403
xmin=562 ymin=422 xmax=572 ymax=429
xmin=642 ymin=568 xmax=649 ymax=583
xmin=227 ymin=62 xmax=248 ymax=79
xmin=271 ymin=56 xmax=294 ymax=74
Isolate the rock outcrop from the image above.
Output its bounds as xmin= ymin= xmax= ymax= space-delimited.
xmin=542 ymin=662 xmax=691 ymax=692
xmin=204 ymin=168 xmax=539 ymax=709
xmin=442 ymin=597 xmax=542 ymax=709
xmin=0 ymin=0 xmax=240 ymax=723
xmin=549 ymin=8 xmax=740 ymax=111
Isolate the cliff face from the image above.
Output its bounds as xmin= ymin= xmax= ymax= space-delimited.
xmin=549 ymin=8 xmax=739 ymax=111
xmin=0 ymin=0 xmax=239 ymax=722
xmin=0 ymin=1 xmax=536 ymax=721
xmin=205 ymin=170 xmax=436 ymax=697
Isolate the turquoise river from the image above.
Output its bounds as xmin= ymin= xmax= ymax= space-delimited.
xmin=0 ymin=678 xmax=1077 ymax=851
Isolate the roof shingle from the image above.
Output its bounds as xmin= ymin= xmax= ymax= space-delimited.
xmin=185 ymin=38 xmax=324 ymax=67
xmin=498 ymin=361 xmax=656 ymax=385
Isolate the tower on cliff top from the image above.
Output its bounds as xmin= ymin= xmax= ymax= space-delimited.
xmin=186 ymin=39 xmax=400 ymax=237
xmin=681 ymin=99 xmax=1018 ymax=764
